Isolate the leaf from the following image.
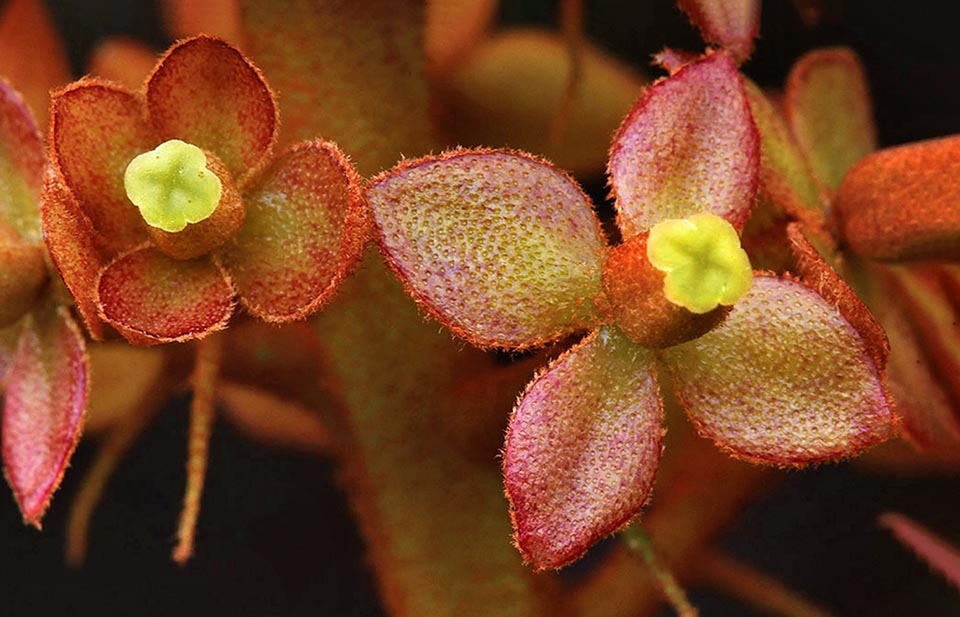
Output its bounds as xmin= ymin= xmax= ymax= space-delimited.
xmin=677 ymin=0 xmax=760 ymax=62
xmin=662 ymin=275 xmax=894 ymax=465
xmin=442 ymin=28 xmax=647 ymax=178
xmin=2 ymin=306 xmax=87 ymax=527
xmin=146 ymin=35 xmax=278 ymax=184
xmin=237 ymin=0 xmax=436 ymax=175
xmin=880 ymin=513 xmax=960 ymax=593
xmin=785 ymin=47 xmax=876 ymax=192
xmin=0 ymin=78 xmax=44 ymax=241
xmin=835 ymin=135 xmax=960 ymax=262
xmin=368 ymin=149 xmax=607 ymax=349
xmin=220 ymin=140 xmax=367 ymax=322
xmin=96 ymin=246 xmax=234 ymax=344
xmin=609 ymin=51 xmax=759 ymax=238
xmin=504 ymin=326 xmax=663 ymax=569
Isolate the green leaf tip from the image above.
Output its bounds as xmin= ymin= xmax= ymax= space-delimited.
xmin=124 ymin=139 xmax=222 ymax=233
xmin=647 ymin=212 xmax=752 ymax=314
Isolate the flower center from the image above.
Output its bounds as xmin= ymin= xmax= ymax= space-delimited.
xmin=124 ymin=139 xmax=223 ymax=233
xmin=646 ymin=212 xmax=753 ymax=314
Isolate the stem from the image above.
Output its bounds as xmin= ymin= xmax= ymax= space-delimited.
xmin=548 ymin=0 xmax=583 ymax=147
xmin=696 ymin=550 xmax=836 ymax=617
xmin=65 ymin=401 xmax=160 ymax=566
xmin=621 ymin=523 xmax=699 ymax=617
xmin=172 ymin=332 xmax=223 ymax=565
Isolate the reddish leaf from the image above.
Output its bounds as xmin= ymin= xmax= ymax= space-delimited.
xmin=609 ymin=51 xmax=759 ymax=238
xmin=238 ymin=0 xmax=436 ymax=175
xmin=677 ymin=0 xmax=760 ymax=62
xmin=504 ymin=326 xmax=663 ymax=569
xmin=368 ymin=149 xmax=607 ymax=350
xmin=3 ymin=306 xmax=87 ymax=527
xmin=50 ymin=80 xmax=153 ymax=254
xmin=785 ymin=47 xmax=876 ymax=192
xmin=96 ymin=247 xmax=235 ymax=344
xmin=220 ymin=141 xmax=366 ymax=322
xmin=0 ymin=0 xmax=70 ymax=127
xmin=835 ymin=135 xmax=960 ymax=262
xmin=0 ymin=79 xmax=44 ymax=241
xmin=146 ymin=35 xmax=278 ymax=184
xmin=880 ymin=513 xmax=960 ymax=593
xmin=662 ymin=275 xmax=894 ymax=465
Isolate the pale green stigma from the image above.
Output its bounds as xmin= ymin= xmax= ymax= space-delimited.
xmin=647 ymin=212 xmax=753 ymax=314
xmin=124 ymin=139 xmax=222 ymax=233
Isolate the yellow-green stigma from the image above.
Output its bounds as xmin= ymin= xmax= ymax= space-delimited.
xmin=124 ymin=139 xmax=222 ymax=233
xmin=646 ymin=212 xmax=753 ymax=314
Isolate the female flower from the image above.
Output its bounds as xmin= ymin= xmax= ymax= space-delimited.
xmin=42 ymin=35 xmax=366 ymax=345
xmin=365 ymin=51 xmax=894 ymax=567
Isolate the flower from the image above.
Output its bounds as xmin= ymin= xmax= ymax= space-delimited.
xmin=364 ymin=51 xmax=894 ymax=568
xmin=0 ymin=78 xmax=87 ymax=528
xmin=42 ymin=35 xmax=367 ymax=345
xmin=745 ymin=47 xmax=960 ymax=453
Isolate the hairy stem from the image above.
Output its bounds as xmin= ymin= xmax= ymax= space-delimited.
xmin=172 ymin=332 xmax=223 ymax=564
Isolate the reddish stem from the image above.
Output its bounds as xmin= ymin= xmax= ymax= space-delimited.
xmin=172 ymin=332 xmax=222 ymax=564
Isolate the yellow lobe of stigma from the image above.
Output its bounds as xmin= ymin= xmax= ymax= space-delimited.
xmin=124 ymin=139 xmax=222 ymax=233
xmin=646 ymin=212 xmax=753 ymax=314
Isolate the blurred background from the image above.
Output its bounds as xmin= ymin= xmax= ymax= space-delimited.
xmin=2 ymin=0 xmax=960 ymax=615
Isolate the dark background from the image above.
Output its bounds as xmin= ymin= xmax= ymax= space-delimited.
xmin=2 ymin=1 xmax=960 ymax=615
